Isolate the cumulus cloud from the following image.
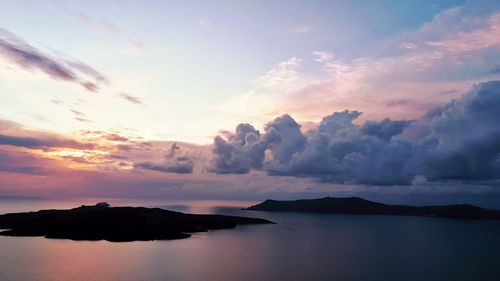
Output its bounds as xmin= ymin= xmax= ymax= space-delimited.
xmin=0 ymin=27 xmax=107 ymax=92
xmin=209 ymin=123 xmax=268 ymax=174
xmin=411 ymin=81 xmax=500 ymax=181
xmin=361 ymin=118 xmax=413 ymax=141
xmin=264 ymin=114 xmax=306 ymax=166
xmin=210 ymin=81 xmax=500 ymax=185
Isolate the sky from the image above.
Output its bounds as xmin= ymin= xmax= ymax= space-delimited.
xmin=1 ymin=0 xmax=500 ymax=207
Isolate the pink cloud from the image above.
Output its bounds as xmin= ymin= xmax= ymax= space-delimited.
xmin=0 ymin=28 xmax=107 ymax=92
xmin=221 ymin=9 xmax=500 ymax=126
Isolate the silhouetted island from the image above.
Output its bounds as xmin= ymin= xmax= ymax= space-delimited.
xmin=0 ymin=203 xmax=274 ymax=242
xmin=246 ymin=197 xmax=500 ymax=220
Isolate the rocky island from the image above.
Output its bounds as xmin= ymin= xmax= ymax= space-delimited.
xmin=246 ymin=197 xmax=500 ymax=220
xmin=0 ymin=203 xmax=274 ymax=242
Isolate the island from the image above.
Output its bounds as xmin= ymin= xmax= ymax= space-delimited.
xmin=245 ymin=197 xmax=500 ymax=220
xmin=0 ymin=203 xmax=274 ymax=242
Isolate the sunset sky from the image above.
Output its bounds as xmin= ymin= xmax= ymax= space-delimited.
xmin=1 ymin=0 xmax=500 ymax=206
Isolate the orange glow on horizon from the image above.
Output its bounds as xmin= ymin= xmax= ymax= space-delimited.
xmin=46 ymin=148 xmax=108 ymax=158
xmin=41 ymin=148 xmax=113 ymax=169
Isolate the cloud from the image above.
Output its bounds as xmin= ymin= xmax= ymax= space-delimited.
xmin=74 ymin=117 xmax=93 ymax=123
xmin=118 ymin=93 xmax=144 ymax=105
xmin=360 ymin=118 xmax=413 ymax=141
xmin=210 ymin=81 xmax=500 ymax=185
xmin=410 ymin=81 xmax=500 ymax=181
xmin=134 ymin=158 xmax=194 ymax=174
xmin=0 ymin=165 xmax=47 ymax=175
xmin=264 ymin=114 xmax=306 ymax=165
xmin=66 ymin=8 xmax=144 ymax=49
xmin=69 ymin=109 xmax=94 ymax=123
xmin=259 ymin=57 xmax=301 ymax=90
xmin=209 ymin=123 xmax=268 ymax=174
xmin=312 ymin=51 xmax=351 ymax=73
xmin=0 ymin=134 xmax=92 ymax=150
xmin=217 ymin=57 xmax=303 ymax=120
xmin=0 ymin=27 xmax=107 ymax=92
xmin=0 ymin=150 xmax=52 ymax=175
xmin=491 ymin=65 xmax=500 ymax=74
xmin=62 ymin=58 xmax=109 ymax=83
xmin=220 ymin=7 xmax=500 ymax=125
xmin=70 ymin=109 xmax=86 ymax=117
xmin=165 ymin=142 xmax=180 ymax=158
xmin=0 ymin=119 xmax=93 ymax=150
xmin=0 ymin=123 xmax=186 ymax=171
xmin=134 ymin=143 xmax=194 ymax=174
xmin=105 ymin=133 xmax=129 ymax=142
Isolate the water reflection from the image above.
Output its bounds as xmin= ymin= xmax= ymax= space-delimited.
xmin=1 ymin=199 xmax=500 ymax=281
xmin=155 ymin=200 xmax=256 ymax=214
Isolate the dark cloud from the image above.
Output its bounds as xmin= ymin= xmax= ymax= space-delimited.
xmin=386 ymin=99 xmax=410 ymax=108
xmin=105 ymin=133 xmax=129 ymax=142
xmin=209 ymin=123 xmax=268 ymax=174
xmin=134 ymin=158 xmax=194 ymax=174
xmin=0 ymin=165 xmax=47 ymax=175
xmin=165 ymin=142 xmax=180 ymax=158
xmin=63 ymin=58 xmax=109 ymax=83
xmin=411 ymin=81 xmax=500 ymax=181
xmin=134 ymin=143 xmax=194 ymax=174
xmin=361 ymin=118 xmax=413 ymax=141
xmin=0 ymin=151 xmax=50 ymax=175
xmin=490 ymin=65 xmax=500 ymax=74
xmin=436 ymin=89 xmax=459 ymax=95
xmin=265 ymin=114 xmax=306 ymax=165
xmin=117 ymin=144 xmax=132 ymax=151
xmin=109 ymin=154 xmax=129 ymax=160
xmin=0 ymin=133 xmax=92 ymax=150
xmin=385 ymin=98 xmax=438 ymax=111
xmin=119 ymin=93 xmax=144 ymax=105
xmin=0 ymin=27 xmax=106 ymax=92
xmin=210 ymin=81 xmax=500 ymax=185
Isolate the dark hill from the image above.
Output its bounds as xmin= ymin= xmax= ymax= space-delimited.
xmin=0 ymin=203 xmax=274 ymax=242
xmin=245 ymin=197 xmax=500 ymax=220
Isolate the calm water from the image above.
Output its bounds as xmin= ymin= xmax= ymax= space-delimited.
xmin=0 ymin=198 xmax=499 ymax=281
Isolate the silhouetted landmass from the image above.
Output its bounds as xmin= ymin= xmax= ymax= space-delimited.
xmin=246 ymin=197 xmax=500 ymax=220
xmin=0 ymin=203 xmax=274 ymax=242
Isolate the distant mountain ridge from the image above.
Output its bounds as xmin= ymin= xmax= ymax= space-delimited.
xmin=246 ymin=197 xmax=500 ymax=220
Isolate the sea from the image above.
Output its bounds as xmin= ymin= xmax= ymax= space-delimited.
xmin=0 ymin=198 xmax=499 ymax=281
